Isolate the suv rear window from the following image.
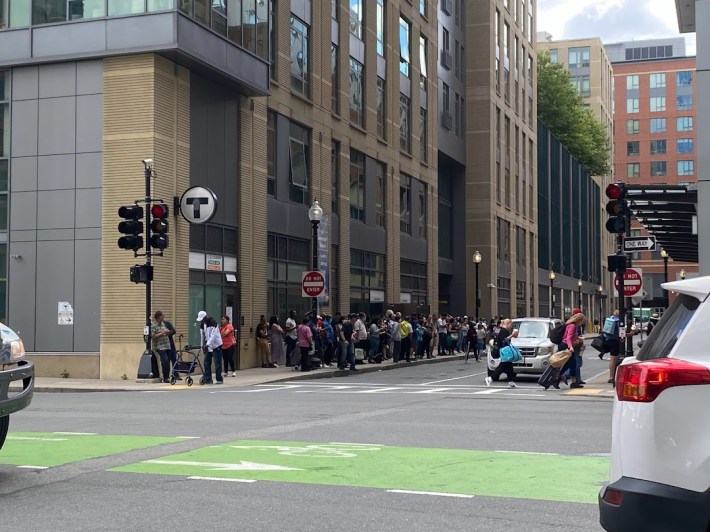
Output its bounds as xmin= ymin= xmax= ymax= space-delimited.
xmin=636 ymin=294 xmax=700 ymax=361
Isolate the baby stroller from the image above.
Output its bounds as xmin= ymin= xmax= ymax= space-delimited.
xmin=172 ymin=340 xmax=205 ymax=386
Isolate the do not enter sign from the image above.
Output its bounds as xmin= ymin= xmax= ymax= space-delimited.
xmin=302 ymin=271 xmax=326 ymax=298
xmin=614 ymin=267 xmax=643 ymax=298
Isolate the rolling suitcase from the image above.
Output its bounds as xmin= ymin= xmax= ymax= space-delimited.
xmin=538 ymin=364 xmax=561 ymax=390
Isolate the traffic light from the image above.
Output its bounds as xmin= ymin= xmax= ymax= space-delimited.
xmin=118 ymin=205 xmax=144 ymax=251
xmin=130 ymin=264 xmax=153 ymax=284
xmin=149 ymin=203 xmax=169 ymax=250
xmin=605 ymin=183 xmax=629 ymax=234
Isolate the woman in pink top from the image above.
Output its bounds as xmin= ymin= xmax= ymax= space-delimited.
xmin=296 ymin=317 xmax=313 ymax=372
xmin=558 ymin=313 xmax=586 ymax=389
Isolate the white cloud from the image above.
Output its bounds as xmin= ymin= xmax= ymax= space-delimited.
xmin=538 ymin=0 xmax=696 ymax=55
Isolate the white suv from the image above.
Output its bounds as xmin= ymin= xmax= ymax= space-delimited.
xmin=486 ymin=317 xmax=562 ymax=377
xmin=599 ymin=276 xmax=710 ymax=531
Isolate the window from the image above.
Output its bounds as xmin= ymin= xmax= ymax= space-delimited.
xmin=677 ymin=71 xmax=692 ymax=86
xmin=626 ymin=98 xmax=639 ymax=113
xmin=568 ymin=46 xmax=590 ymax=67
xmin=290 ymin=15 xmax=310 ymax=97
xmin=649 ymin=73 xmax=666 ymax=88
xmin=331 ymin=44 xmax=339 ymax=114
xmin=349 ymin=58 xmax=364 ymax=127
xmin=626 ymin=119 xmax=639 ymax=135
xmin=419 ymin=107 xmax=428 ymax=162
xmin=375 ymin=163 xmax=385 ymax=227
xmin=626 ymin=75 xmax=639 ymax=91
xmin=376 ymin=77 xmax=386 ymax=140
xmin=269 ymin=0 xmax=276 ymax=79
xmin=400 ymin=260 xmax=427 ymax=306
xmin=400 ymin=174 xmax=411 ymax=234
xmin=650 ymin=97 xmax=666 ymax=112
xmin=650 ymin=139 xmax=666 ymax=155
xmin=650 ymin=118 xmax=666 ymax=133
xmin=677 ymin=96 xmax=693 ymax=110
xmin=571 ymin=75 xmax=590 ymax=97
xmin=349 ymin=149 xmax=365 ymax=221
xmin=376 ymin=0 xmax=384 ymax=56
xmin=677 ymin=139 xmax=694 ymax=154
xmin=399 ymin=16 xmax=411 ymax=77
xmin=350 ymin=250 xmax=386 ymax=312
xmin=331 ymin=140 xmax=340 ymax=213
xmin=650 ymin=161 xmax=667 ymax=177
xmin=349 ymin=0 xmax=362 ymax=38
xmin=399 ymin=93 xmax=411 ymax=153
xmin=443 ymin=82 xmax=450 ymax=114
xmin=332 ymin=0 xmax=338 ymax=20
xmin=549 ymin=49 xmax=558 ymax=63
xmin=626 ymin=141 xmax=639 ymax=156
xmin=627 ymin=163 xmax=640 ymax=178
xmin=419 ymin=0 xmax=426 ymax=16
xmin=677 ymin=116 xmax=693 ymax=132
xmin=418 ymin=183 xmax=427 ymax=239
xmin=267 ymin=234 xmax=315 ymax=325
xmin=267 ymin=111 xmax=276 ymax=196
xmin=678 ymin=160 xmax=694 ymax=176
xmin=289 ymin=121 xmax=310 ymax=204
xmin=420 ymin=35 xmax=428 ymax=90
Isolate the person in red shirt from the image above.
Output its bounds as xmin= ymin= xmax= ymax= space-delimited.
xmin=296 ymin=317 xmax=313 ymax=372
xmin=220 ymin=315 xmax=236 ymax=377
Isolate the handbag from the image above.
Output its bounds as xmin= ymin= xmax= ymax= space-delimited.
xmin=500 ymin=345 xmax=522 ymax=363
xmin=591 ymin=336 xmax=607 ymax=353
xmin=549 ymin=349 xmax=572 ymax=369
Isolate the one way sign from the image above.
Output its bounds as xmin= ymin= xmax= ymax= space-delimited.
xmin=623 ymin=236 xmax=656 ymax=252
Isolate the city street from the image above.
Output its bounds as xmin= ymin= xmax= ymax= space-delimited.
xmin=1 ymin=353 xmax=613 ymax=531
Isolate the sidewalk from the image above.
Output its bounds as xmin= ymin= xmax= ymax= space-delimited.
xmin=16 ymin=353 xmax=469 ymax=393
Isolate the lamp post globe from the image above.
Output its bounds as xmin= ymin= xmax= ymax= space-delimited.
xmin=549 ymin=271 xmax=555 ymax=317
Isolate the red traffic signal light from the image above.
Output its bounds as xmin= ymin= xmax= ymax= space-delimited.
xmin=151 ymin=203 xmax=169 ymax=218
xmin=149 ymin=203 xmax=169 ymax=250
xmin=605 ymin=183 xmax=630 ymax=235
xmin=605 ymin=183 xmax=627 ymax=200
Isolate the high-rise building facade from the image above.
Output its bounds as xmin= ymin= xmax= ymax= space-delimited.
xmin=463 ymin=0 xmax=539 ymax=319
xmin=536 ymin=34 xmax=614 ymax=303
xmin=609 ymin=40 xmax=698 ymax=305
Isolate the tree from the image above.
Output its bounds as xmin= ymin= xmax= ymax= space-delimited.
xmin=537 ymin=52 xmax=611 ymax=176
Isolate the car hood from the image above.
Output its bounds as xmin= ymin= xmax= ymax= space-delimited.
xmin=511 ymin=338 xmax=551 ymax=349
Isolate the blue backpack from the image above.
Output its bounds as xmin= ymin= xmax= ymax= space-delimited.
xmin=500 ymin=345 xmax=522 ymax=363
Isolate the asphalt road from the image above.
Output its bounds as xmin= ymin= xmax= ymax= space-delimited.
xmin=1 ymin=354 xmax=612 ymax=532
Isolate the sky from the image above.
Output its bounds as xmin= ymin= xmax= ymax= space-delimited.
xmin=537 ymin=0 xmax=696 ymax=55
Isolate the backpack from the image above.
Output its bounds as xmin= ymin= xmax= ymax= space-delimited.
xmin=548 ymin=323 xmax=566 ymax=345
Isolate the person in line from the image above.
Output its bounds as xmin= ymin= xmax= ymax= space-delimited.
xmin=436 ymin=314 xmax=447 ymax=356
xmin=162 ymin=313 xmax=180 ymax=380
xmin=256 ymin=315 xmax=276 ymax=368
xmin=558 ymin=313 xmax=586 ymax=389
xmin=268 ymin=316 xmax=285 ymax=367
xmin=389 ymin=314 xmax=402 ymax=362
xmin=284 ymin=310 xmax=298 ymax=367
xmin=475 ymin=322 xmax=487 ymax=362
xmin=220 ymin=315 xmax=236 ymax=377
xmin=602 ymin=309 xmax=622 ymax=384
xmin=321 ymin=314 xmax=334 ymax=367
xmin=335 ymin=316 xmax=347 ymax=370
xmin=296 ymin=317 xmax=313 ymax=372
xmin=151 ymin=310 xmax=173 ymax=383
xmin=400 ymin=314 xmax=413 ymax=362
xmin=368 ymin=318 xmax=381 ymax=363
xmin=458 ymin=317 xmax=469 ymax=354
xmin=202 ymin=315 xmax=224 ymax=384
xmin=485 ymin=318 xmax=517 ymax=388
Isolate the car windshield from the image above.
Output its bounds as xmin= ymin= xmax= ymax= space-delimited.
xmin=512 ymin=321 xmax=549 ymax=339
xmin=636 ymin=294 xmax=699 ymax=361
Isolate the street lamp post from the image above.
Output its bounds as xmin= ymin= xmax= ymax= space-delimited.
xmin=597 ymin=285 xmax=603 ymax=333
xmin=473 ymin=250 xmax=482 ymax=322
xmin=308 ymin=200 xmax=323 ymax=323
xmin=661 ymin=249 xmax=669 ymax=308
xmin=577 ymin=279 xmax=583 ymax=310
xmin=549 ymin=271 xmax=556 ymax=318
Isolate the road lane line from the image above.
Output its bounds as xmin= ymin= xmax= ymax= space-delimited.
xmin=6 ymin=436 xmax=68 ymax=441
xmin=421 ymin=372 xmax=487 ymax=385
xmin=495 ymin=450 xmax=559 ymax=456
xmin=388 ymin=489 xmax=475 ymax=498
xmin=357 ymin=387 xmax=400 ymax=393
xmin=53 ymin=432 xmax=97 ymax=436
xmin=188 ymin=477 xmax=256 ymax=483
xmin=473 ymin=389 xmax=505 ymax=395
xmin=414 ymin=387 xmax=453 ymax=394
xmin=17 ymin=465 xmax=49 ymax=469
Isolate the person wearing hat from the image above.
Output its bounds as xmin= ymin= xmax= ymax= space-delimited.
xmin=196 ymin=310 xmax=224 ymax=384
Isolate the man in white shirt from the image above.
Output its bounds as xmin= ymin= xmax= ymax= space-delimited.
xmin=284 ymin=310 xmax=298 ymax=366
xmin=437 ymin=315 xmax=447 ymax=356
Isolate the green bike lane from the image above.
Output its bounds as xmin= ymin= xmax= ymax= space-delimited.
xmin=1 ymin=433 xmax=607 ymax=504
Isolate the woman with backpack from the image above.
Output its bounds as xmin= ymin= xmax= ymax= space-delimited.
xmin=557 ymin=313 xmax=586 ymax=389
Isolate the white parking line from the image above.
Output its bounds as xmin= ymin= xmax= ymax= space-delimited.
xmin=388 ymin=489 xmax=474 ymax=498
xmin=188 ymin=477 xmax=257 ymax=483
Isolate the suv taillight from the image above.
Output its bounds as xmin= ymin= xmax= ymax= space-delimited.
xmin=616 ymin=359 xmax=710 ymax=402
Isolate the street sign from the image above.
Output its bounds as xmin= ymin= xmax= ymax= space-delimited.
xmin=302 ymin=271 xmax=326 ymax=298
xmin=623 ymin=236 xmax=656 ymax=252
xmin=614 ymin=267 xmax=643 ymax=298
xmin=179 ymin=186 xmax=218 ymax=225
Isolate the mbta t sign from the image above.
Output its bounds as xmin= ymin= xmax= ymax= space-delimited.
xmin=614 ymin=267 xmax=643 ymax=298
xmin=302 ymin=271 xmax=326 ymax=298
